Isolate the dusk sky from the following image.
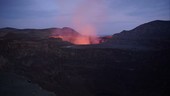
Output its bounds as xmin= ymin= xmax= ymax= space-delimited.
xmin=0 ymin=0 xmax=170 ymax=35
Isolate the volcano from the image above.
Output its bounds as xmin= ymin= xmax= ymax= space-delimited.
xmin=0 ymin=20 xmax=169 ymax=96
xmin=0 ymin=27 xmax=111 ymax=45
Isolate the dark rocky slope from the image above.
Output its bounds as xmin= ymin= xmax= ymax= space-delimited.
xmin=0 ymin=27 xmax=80 ymax=40
xmin=100 ymin=20 xmax=170 ymax=50
xmin=0 ymin=37 xmax=169 ymax=96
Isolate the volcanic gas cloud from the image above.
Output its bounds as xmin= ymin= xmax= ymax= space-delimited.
xmin=52 ymin=0 xmax=107 ymax=45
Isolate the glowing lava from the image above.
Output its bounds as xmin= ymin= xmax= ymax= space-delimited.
xmin=50 ymin=35 xmax=100 ymax=45
xmin=73 ymin=35 xmax=100 ymax=45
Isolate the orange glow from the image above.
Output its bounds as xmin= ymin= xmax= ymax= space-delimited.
xmin=73 ymin=35 xmax=100 ymax=45
xmin=73 ymin=36 xmax=90 ymax=44
xmin=50 ymin=35 xmax=100 ymax=45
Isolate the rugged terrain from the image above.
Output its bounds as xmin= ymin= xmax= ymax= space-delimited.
xmin=100 ymin=20 xmax=170 ymax=50
xmin=0 ymin=20 xmax=170 ymax=96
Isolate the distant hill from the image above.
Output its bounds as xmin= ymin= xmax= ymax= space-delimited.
xmin=100 ymin=20 xmax=170 ymax=50
xmin=0 ymin=27 xmax=107 ymax=45
xmin=112 ymin=20 xmax=170 ymax=40
xmin=0 ymin=27 xmax=80 ymax=40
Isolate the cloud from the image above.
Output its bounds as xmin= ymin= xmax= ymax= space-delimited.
xmin=0 ymin=0 xmax=169 ymax=35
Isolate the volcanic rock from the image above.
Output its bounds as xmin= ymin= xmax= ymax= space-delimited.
xmin=100 ymin=20 xmax=170 ymax=50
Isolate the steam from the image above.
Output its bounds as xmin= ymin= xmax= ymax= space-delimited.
xmin=72 ymin=0 xmax=107 ymax=44
xmin=56 ymin=0 xmax=107 ymax=44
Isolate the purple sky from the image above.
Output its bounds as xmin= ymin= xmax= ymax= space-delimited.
xmin=0 ymin=0 xmax=170 ymax=35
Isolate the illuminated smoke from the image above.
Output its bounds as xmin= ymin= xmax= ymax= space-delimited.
xmin=53 ymin=0 xmax=107 ymax=45
xmin=71 ymin=0 xmax=105 ymax=44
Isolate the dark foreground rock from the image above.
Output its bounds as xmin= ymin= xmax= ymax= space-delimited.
xmin=0 ymin=72 xmax=55 ymax=96
xmin=0 ymin=40 xmax=169 ymax=96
